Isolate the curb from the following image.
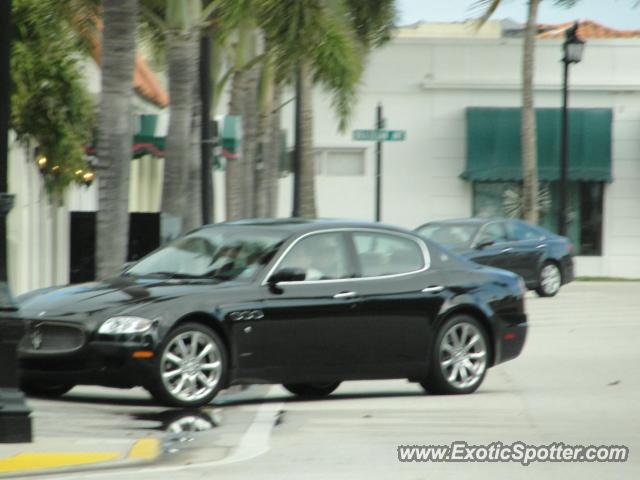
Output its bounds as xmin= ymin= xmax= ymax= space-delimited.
xmin=0 ymin=437 xmax=162 ymax=478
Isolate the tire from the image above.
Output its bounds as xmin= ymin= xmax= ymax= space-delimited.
xmin=535 ymin=261 xmax=562 ymax=297
xmin=420 ymin=314 xmax=490 ymax=395
xmin=283 ymin=382 xmax=341 ymax=397
xmin=147 ymin=322 xmax=227 ymax=408
xmin=20 ymin=381 xmax=74 ymax=398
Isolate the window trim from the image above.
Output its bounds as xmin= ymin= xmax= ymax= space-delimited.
xmin=471 ymin=221 xmax=509 ymax=248
xmin=506 ymin=220 xmax=545 ymax=243
xmin=261 ymin=228 xmax=431 ymax=286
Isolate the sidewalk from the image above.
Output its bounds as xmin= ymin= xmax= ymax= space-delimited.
xmin=0 ymin=435 xmax=161 ymax=478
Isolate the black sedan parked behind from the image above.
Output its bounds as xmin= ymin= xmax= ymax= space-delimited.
xmin=416 ymin=218 xmax=574 ymax=297
xmin=17 ymin=219 xmax=528 ymax=407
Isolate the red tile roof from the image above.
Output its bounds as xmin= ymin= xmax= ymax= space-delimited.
xmin=538 ymin=20 xmax=640 ymax=39
xmin=88 ymin=20 xmax=168 ymax=108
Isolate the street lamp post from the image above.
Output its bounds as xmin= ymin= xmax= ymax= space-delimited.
xmin=0 ymin=0 xmax=33 ymax=443
xmin=558 ymin=22 xmax=585 ymax=236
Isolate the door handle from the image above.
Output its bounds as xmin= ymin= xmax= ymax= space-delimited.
xmin=422 ymin=286 xmax=444 ymax=293
xmin=501 ymin=247 xmax=513 ymax=253
xmin=536 ymin=244 xmax=546 ymax=249
xmin=333 ymin=291 xmax=357 ymax=299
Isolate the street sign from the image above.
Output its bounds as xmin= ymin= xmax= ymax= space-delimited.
xmin=352 ymin=129 xmax=406 ymax=142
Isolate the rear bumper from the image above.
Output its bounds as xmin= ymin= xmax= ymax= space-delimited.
xmin=492 ymin=313 xmax=527 ymax=366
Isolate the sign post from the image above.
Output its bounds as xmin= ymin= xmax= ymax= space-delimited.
xmin=352 ymin=104 xmax=406 ymax=222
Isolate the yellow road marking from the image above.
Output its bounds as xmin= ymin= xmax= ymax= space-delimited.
xmin=0 ymin=452 xmax=120 ymax=473
xmin=128 ymin=438 xmax=160 ymax=461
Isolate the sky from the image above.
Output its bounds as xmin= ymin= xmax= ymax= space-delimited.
xmin=398 ymin=0 xmax=640 ymax=29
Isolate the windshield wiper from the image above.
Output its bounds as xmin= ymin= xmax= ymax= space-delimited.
xmin=143 ymin=272 xmax=204 ymax=279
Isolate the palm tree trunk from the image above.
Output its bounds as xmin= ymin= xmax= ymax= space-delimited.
xmin=521 ymin=0 xmax=540 ymax=224
xmin=225 ymin=69 xmax=245 ymax=220
xmin=96 ymin=0 xmax=137 ymax=278
xmin=299 ymin=61 xmax=316 ymax=218
xmin=162 ymin=31 xmax=199 ymax=231
xmin=241 ymin=62 xmax=260 ymax=218
xmin=256 ymin=80 xmax=281 ymax=218
xmin=184 ymin=63 xmax=202 ymax=232
xmin=265 ymin=85 xmax=282 ymax=217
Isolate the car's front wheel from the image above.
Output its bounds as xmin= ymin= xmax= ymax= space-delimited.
xmin=283 ymin=382 xmax=341 ymax=397
xmin=420 ymin=315 xmax=489 ymax=395
xmin=536 ymin=261 xmax=562 ymax=297
xmin=147 ymin=323 xmax=227 ymax=408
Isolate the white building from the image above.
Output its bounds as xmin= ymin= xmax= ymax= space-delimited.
xmin=7 ymin=20 xmax=640 ymax=295
xmin=6 ymin=50 xmax=168 ymax=295
xmin=275 ymin=20 xmax=640 ymax=278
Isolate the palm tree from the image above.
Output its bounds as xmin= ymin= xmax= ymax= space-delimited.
xmin=478 ymin=0 xmax=578 ymax=224
xmin=96 ymin=0 xmax=138 ymax=278
xmin=258 ymin=0 xmax=395 ymax=218
xmin=257 ymin=0 xmax=365 ymax=218
xmin=141 ymin=0 xmax=220 ymax=232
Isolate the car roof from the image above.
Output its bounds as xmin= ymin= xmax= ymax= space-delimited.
xmin=418 ymin=217 xmax=506 ymax=227
xmin=201 ymin=218 xmax=417 ymax=236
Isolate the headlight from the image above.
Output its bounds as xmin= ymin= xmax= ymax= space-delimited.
xmin=98 ymin=316 xmax=154 ymax=335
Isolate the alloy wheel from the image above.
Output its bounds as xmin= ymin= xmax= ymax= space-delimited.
xmin=439 ymin=322 xmax=488 ymax=390
xmin=540 ymin=264 xmax=561 ymax=296
xmin=160 ymin=330 xmax=223 ymax=403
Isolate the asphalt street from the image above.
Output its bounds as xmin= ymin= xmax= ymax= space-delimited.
xmin=22 ymin=281 xmax=640 ymax=479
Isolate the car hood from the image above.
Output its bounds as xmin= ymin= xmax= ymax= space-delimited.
xmin=16 ymin=276 xmax=245 ymax=323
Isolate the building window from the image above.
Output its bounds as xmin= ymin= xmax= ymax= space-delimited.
xmin=472 ymin=181 xmax=604 ymax=256
xmin=314 ymin=148 xmax=365 ymax=176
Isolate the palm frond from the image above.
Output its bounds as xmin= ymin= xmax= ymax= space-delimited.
xmin=471 ymin=0 xmax=502 ymax=28
xmin=344 ymin=0 xmax=396 ymax=48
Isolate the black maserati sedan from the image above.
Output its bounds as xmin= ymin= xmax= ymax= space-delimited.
xmin=17 ymin=219 xmax=528 ymax=407
xmin=416 ymin=218 xmax=574 ymax=297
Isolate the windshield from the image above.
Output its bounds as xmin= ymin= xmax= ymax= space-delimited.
xmin=127 ymin=227 xmax=289 ymax=282
xmin=417 ymin=223 xmax=480 ymax=249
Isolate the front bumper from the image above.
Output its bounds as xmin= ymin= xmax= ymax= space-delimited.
xmin=560 ymin=255 xmax=575 ymax=284
xmin=19 ymin=340 xmax=156 ymax=389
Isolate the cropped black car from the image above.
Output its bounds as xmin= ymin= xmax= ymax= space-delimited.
xmin=17 ymin=220 xmax=528 ymax=407
xmin=416 ymin=218 xmax=574 ymax=297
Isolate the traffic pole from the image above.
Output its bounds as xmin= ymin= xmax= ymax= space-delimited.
xmin=375 ymin=103 xmax=383 ymax=222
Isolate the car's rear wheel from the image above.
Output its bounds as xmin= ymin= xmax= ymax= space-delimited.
xmin=147 ymin=322 xmax=227 ymax=408
xmin=283 ymin=382 xmax=341 ymax=397
xmin=20 ymin=381 xmax=74 ymax=398
xmin=420 ymin=315 xmax=489 ymax=395
xmin=536 ymin=261 xmax=562 ymax=297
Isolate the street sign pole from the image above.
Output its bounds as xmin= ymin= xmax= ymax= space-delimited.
xmin=375 ymin=103 xmax=383 ymax=222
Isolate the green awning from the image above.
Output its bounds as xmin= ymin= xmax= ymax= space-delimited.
xmin=133 ymin=114 xmax=165 ymax=158
xmin=463 ymin=108 xmax=612 ymax=182
xmin=221 ymin=115 xmax=243 ymax=158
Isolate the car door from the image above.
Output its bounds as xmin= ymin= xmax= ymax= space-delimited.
xmin=234 ymin=231 xmax=362 ymax=382
xmin=345 ymin=230 xmax=449 ymax=378
xmin=466 ymin=221 xmax=515 ymax=272
xmin=505 ymin=220 xmax=547 ymax=284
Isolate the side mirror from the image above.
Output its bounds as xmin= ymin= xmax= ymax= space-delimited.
xmin=475 ymin=239 xmax=494 ymax=250
xmin=268 ymin=267 xmax=306 ymax=285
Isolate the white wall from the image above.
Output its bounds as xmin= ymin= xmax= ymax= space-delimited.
xmin=7 ymin=136 xmax=70 ymax=295
xmin=278 ymin=37 xmax=640 ymax=278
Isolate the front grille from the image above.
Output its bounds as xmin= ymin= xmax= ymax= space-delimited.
xmin=19 ymin=321 xmax=86 ymax=354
